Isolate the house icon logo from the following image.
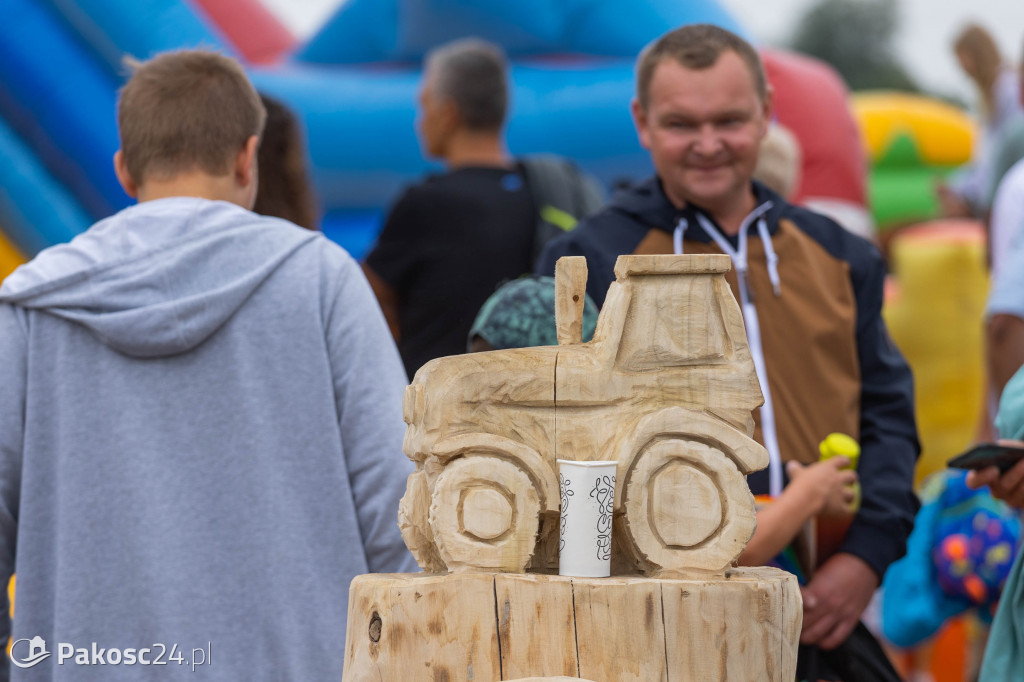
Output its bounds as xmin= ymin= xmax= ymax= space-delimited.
xmin=10 ymin=636 xmax=51 ymax=668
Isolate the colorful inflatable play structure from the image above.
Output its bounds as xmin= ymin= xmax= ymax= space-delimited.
xmin=0 ymin=0 xmax=877 ymax=264
xmin=0 ymin=1 xmax=984 ymax=260
xmin=0 ymin=0 xmax=749 ymax=263
xmin=762 ymin=49 xmax=873 ymax=238
xmin=0 ymin=232 xmax=22 ymax=283
xmin=853 ymin=92 xmax=977 ymax=230
xmin=884 ymin=219 xmax=989 ymax=483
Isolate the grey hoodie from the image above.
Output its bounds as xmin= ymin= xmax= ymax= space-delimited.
xmin=0 ymin=197 xmax=416 ymax=680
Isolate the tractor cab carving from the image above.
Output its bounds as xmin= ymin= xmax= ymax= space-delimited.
xmin=398 ymin=254 xmax=767 ymax=576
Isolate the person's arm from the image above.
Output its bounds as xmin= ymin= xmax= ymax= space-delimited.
xmin=363 ymin=188 xmax=427 ymax=345
xmin=800 ymin=553 xmax=880 ymax=649
xmin=362 ymin=263 xmax=401 ymax=343
xmin=0 ymin=305 xmax=26 ymax=681
xmin=987 ymin=313 xmax=1024 ymax=398
xmin=985 ymin=235 xmax=1024 ymax=404
xmin=967 ymin=360 xmax=1024 ymax=503
xmin=324 ymin=249 xmax=418 ymax=574
xmin=838 ymin=247 xmax=920 ymax=576
xmin=936 ymin=182 xmax=974 ymax=218
xmin=803 ymin=245 xmax=920 ymax=650
xmin=981 ymin=124 xmax=1024 ymax=214
xmin=967 ymin=442 xmax=1024 ymax=508
xmin=738 ymin=458 xmax=856 ymax=567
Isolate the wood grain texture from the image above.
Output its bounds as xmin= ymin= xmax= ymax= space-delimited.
xmin=662 ymin=567 xmax=802 ymax=681
xmin=572 ymin=577 xmax=668 ymax=682
xmin=620 ymin=437 xmax=758 ymax=574
xmin=555 ymin=256 xmax=588 ymax=345
xmin=506 ymin=678 xmax=597 ymax=681
xmin=343 ymin=570 xmax=800 ymax=682
xmin=343 ymin=573 xmax=500 ymax=682
xmin=494 ymin=573 xmax=578 ymax=679
xmin=429 ymin=456 xmax=541 ymax=573
xmin=506 ymin=678 xmax=597 ymax=682
xmin=397 ymin=254 xmax=768 ymax=575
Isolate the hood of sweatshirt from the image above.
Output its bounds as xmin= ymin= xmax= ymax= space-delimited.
xmin=0 ymin=197 xmax=318 ymax=358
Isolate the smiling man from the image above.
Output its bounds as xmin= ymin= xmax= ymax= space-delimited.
xmin=536 ymin=24 xmax=920 ymax=679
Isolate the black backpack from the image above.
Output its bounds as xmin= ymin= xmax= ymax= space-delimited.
xmin=517 ymin=154 xmax=605 ymax=266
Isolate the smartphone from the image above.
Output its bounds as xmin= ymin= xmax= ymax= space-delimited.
xmin=947 ymin=442 xmax=1024 ymax=473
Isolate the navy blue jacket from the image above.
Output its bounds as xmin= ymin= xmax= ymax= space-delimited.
xmin=538 ymin=176 xmax=920 ymax=579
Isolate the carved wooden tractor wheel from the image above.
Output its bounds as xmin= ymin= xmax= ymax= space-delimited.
xmin=429 ymin=456 xmax=541 ymax=571
xmin=400 ymin=434 xmax=559 ymax=573
xmin=616 ymin=408 xmax=768 ymax=574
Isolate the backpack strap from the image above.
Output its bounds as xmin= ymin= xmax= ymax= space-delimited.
xmin=518 ymin=154 xmax=604 ymax=266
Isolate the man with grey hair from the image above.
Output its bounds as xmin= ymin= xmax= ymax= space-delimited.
xmin=364 ymin=38 xmax=602 ymax=379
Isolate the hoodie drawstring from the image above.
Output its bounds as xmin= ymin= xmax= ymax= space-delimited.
xmin=672 ymin=217 xmax=687 ymax=255
xmin=758 ymin=218 xmax=781 ymax=297
xmin=676 ymin=204 xmax=784 ymax=498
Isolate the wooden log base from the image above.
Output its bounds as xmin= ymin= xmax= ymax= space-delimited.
xmin=343 ymin=567 xmax=801 ymax=682
xmin=507 ymin=678 xmax=597 ymax=682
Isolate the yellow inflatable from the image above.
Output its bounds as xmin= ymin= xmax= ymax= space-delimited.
xmin=854 ymin=92 xmax=975 ymax=167
xmin=0 ymin=228 xmax=24 ymax=282
xmin=883 ymin=220 xmax=989 ymax=483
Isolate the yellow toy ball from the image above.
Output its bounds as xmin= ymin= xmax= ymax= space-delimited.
xmin=819 ymin=432 xmax=860 ymax=467
xmin=819 ymin=432 xmax=861 ymax=512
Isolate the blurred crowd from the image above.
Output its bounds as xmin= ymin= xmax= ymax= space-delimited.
xmin=0 ymin=14 xmax=1023 ymax=682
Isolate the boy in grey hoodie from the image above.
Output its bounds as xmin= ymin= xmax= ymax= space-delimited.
xmin=0 ymin=50 xmax=416 ymax=680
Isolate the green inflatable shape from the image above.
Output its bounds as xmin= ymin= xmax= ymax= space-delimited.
xmin=870 ymin=166 xmax=957 ymax=230
xmin=876 ymin=131 xmax=924 ymax=170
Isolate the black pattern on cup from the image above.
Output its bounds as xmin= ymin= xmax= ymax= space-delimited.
xmin=559 ymin=473 xmax=574 ymax=552
xmin=590 ymin=475 xmax=615 ymax=561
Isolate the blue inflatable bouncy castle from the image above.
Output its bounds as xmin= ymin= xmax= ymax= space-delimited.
xmin=0 ymin=0 xmax=743 ymax=260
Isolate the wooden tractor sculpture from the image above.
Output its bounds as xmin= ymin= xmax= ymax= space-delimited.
xmin=344 ymin=255 xmax=801 ymax=682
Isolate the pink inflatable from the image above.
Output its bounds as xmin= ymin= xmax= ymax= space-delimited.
xmin=191 ymin=0 xmax=296 ymax=64
xmin=762 ymin=49 xmax=867 ymax=208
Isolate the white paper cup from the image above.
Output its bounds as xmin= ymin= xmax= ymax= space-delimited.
xmin=557 ymin=459 xmax=617 ymax=577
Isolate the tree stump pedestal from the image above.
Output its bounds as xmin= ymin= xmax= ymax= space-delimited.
xmin=343 ymin=568 xmax=800 ymax=682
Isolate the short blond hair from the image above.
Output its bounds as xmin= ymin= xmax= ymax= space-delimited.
xmin=636 ymin=24 xmax=767 ymax=110
xmin=117 ymin=50 xmax=266 ymax=183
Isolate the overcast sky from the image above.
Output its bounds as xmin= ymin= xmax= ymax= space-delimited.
xmin=264 ymin=0 xmax=1024 ymax=102
xmin=720 ymin=0 xmax=1023 ymax=102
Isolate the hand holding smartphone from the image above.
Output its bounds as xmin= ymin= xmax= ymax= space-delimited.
xmin=947 ymin=442 xmax=1024 ymax=473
